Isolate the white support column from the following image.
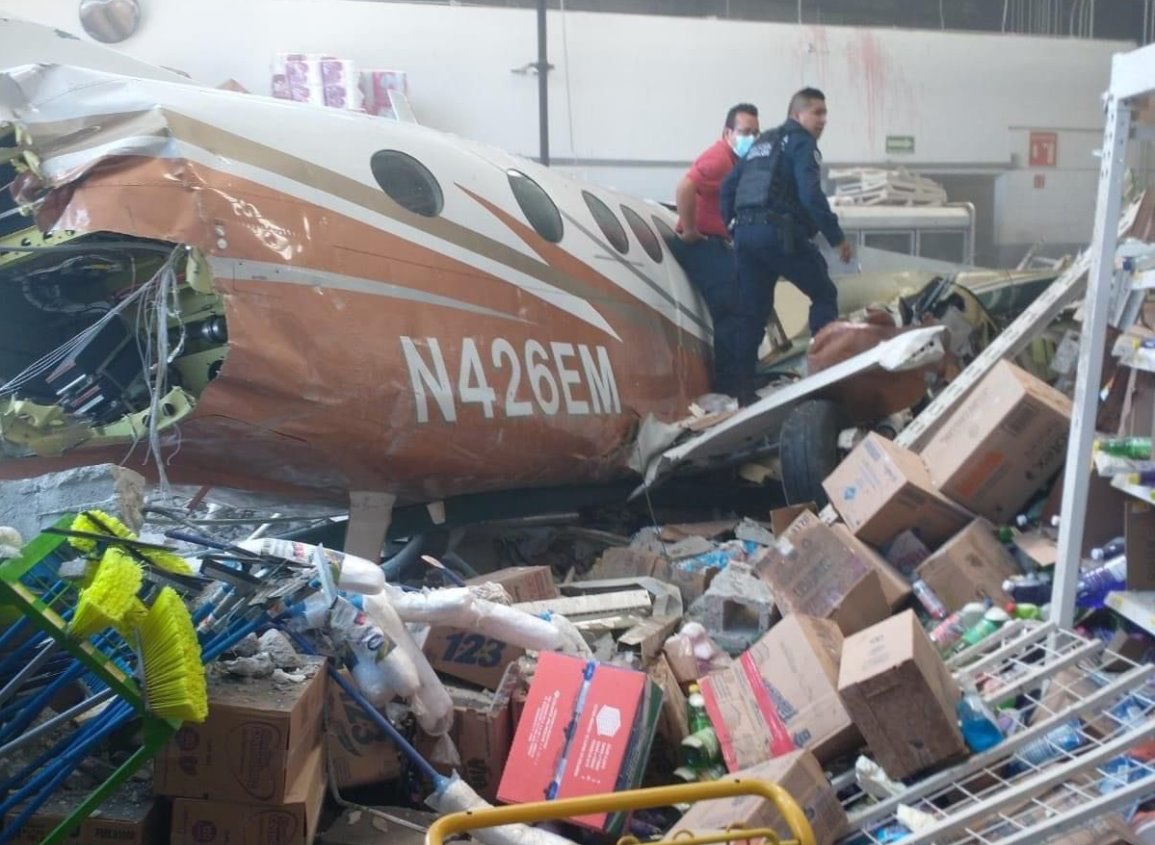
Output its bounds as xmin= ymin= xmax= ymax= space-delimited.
xmin=1051 ymin=87 xmax=1132 ymax=630
xmin=345 ymin=490 xmax=396 ymax=563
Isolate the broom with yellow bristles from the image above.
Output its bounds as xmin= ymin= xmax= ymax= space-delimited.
xmin=134 ymin=587 xmax=208 ymax=723
xmin=68 ymin=511 xmax=194 ymax=575
xmin=68 ymin=548 xmax=144 ymax=639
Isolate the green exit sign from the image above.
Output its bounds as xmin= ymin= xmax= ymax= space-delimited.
xmin=886 ymin=135 xmax=915 ymax=154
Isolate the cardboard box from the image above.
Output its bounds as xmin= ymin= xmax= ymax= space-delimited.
xmin=171 ymin=743 xmax=326 ymax=845
xmin=422 ymin=626 xmax=525 ymax=690
xmin=1125 ymin=501 xmax=1155 ymax=590
xmin=588 ymin=547 xmax=667 ymax=581
xmin=701 ymin=615 xmax=860 ymax=769
xmin=497 ymin=653 xmax=660 ymax=833
xmin=884 ymin=529 xmax=931 ymax=577
xmin=920 ymin=360 xmax=1072 ymax=523
xmin=6 ymin=787 xmax=161 ymax=845
xmin=674 ymin=750 xmax=848 ymax=845
xmin=757 ymin=514 xmax=890 ymax=636
xmin=156 ymin=657 xmax=327 ymax=804
xmin=419 ymin=688 xmax=513 ymax=802
xmin=915 ymin=520 xmax=1020 ymax=612
xmin=325 ymin=670 xmax=402 ymax=789
xmin=830 ymin=524 xmax=912 ymax=610
xmin=838 ymin=610 xmax=965 ymax=780
xmin=466 ymin=566 xmax=558 ymax=603
xmin=769 ymin=503 xmax=816 ymax=536
xmin=648 ymin=654 xmax=690 ymax=768
xmin=824 ymin=433 xmax=972 ymax=548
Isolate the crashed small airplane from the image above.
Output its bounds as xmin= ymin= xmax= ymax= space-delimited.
xmin=0 ymin=19 xmax=1057 ymax=551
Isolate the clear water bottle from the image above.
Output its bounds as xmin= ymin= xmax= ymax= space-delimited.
xmin=1008 ymin=720 xmax=1084 ymax=773
xmin=912 ymin=578 xmax=948 ymax=620
xmin=1075 ymin=556 xmax=1126 ymax=609
xmin=957 ymin=689 xmax=1004 ymax=753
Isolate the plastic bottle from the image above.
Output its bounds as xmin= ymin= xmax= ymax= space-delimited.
xmin=928 ymin=601 xmax=989 ymax=654
xmin=680 ymin=727 xmax=722 ymax=770
xmin=687 ymin=684 xmax=711 ymax=733
xmin=1003 ymin=573 xmax=1053 ymax=605
xmin=1095 ymin=437 xmax=1153 ymax=460
xmin=672 ymin=765 xmax=698 ymax=783
xmin=1007 ymin=602 xmax=1042 ymax=621
xmin=912 ymin=578 xmax=948 ymax=620
xmin=1075 ymin=556 xmax=1127 ymax=609
xmin=957 ymin=688 xmax=1004 ymax=753
xmin=959 ymin=606 xmax=1012 ymax=649
xmin=1008 ymin=720 xmax=1084 ymax=773
xmin=1090 ymin=537 xmax=1126 ymax=562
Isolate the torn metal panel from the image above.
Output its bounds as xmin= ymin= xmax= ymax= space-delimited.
xmin=638 ymin=326 xmax=948 ymax=491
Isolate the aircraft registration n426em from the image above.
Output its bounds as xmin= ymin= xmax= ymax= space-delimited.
xmin=401 ymin=337 xmax=621 ymax=423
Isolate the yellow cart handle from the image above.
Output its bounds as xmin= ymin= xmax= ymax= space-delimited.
xmin=424 ymin=778 xmax=816 ymax=845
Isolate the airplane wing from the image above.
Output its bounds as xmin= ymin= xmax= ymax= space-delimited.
xmin=635 ymin=325 xmax=948 ymax=493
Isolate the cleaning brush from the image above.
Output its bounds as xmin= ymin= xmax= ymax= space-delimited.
xmin=69 ymin=511 xmax=194 ymax=575
xmin=69 ymin=548 xmax=143 ymax=639
xmin=136 ymin=587 xmax=207 ymax=722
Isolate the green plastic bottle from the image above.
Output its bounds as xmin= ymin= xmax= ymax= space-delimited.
xmin=958 ymin=606 xmax=1011 ymax=649
xmin=687 ymin=683 xmax=710 ymax=733
xmin=680 ymin=727 xmax=722 ymax=770
xmin=1095 ymin=437 xmax=1153 ymax=460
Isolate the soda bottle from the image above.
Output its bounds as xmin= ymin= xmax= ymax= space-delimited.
xmin=1003 ymin=573 xmax=1052 ymax=605
xmin=686 ymin=684 xmax=710 ymax=733
xmin=959 ymin=606 xmax=1011 ymax=650
xmin=1075 ymin=556 xmax=1126 ymax=609
xmin=957 ymin=688 xmax=1004 ymax=753
xmin=672 ymin=765 xmax=698 ymax=783
xmin=1090 ymin=537 xmax=1126 ymax=562
xmin=680 ymin=727 xmax=721 ymax=770
xmin=1007 ymin=602 xmax=1042 ymax=620
xmin=929 ymin=601 xmax=989 ymax=654
xmin=912 ymin=578 xmax=948 ymax=620
xmin=1095 ymin=437 xmax=1153 ymax=460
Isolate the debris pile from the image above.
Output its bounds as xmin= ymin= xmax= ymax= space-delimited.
xmin=5 ymin=310 xmax=1155 ymax=845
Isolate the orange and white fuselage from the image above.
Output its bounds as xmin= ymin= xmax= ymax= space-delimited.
xmin=0 ymin=64 xmax=712 ymax=504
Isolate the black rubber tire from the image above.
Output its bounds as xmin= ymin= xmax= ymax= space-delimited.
xmin=779 ymin=399 xmax=845 ymax=508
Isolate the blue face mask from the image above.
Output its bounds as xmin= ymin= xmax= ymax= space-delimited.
xmin=732 ymin=134 xmax=755 ymax=158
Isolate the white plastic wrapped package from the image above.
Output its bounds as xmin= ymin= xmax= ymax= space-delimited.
xmin=385 ymin=586 xmax=563 ymax=652
xmin=426 ymin=775 xmax=579 ymax=845
xmin=362 ymin=591 xmax=454 ymax=736
xmin=237 ymin=538 xmax=385 ymax=594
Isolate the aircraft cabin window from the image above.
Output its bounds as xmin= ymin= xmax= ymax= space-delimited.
xmin=621 ymin=205 xmax=663 ymax=263
xmin=507 ymin=170 xmax=564 ymax=243
xmin=581 ymin=191 xmax=629 ymax=255
xmin=370 ymin=150 xmax=443 ymax=217
xmin=651 ymin=215 xmax=678 ymax=246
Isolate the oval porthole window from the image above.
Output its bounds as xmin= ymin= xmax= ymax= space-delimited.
xmin=581 ymin=191 xmax=629 ymax=255
xmin=621 ymin=205 xmax=663 ymax=263
xmin=651 ymin=214 xmax=678 ymax=246
xmin=507 ymin=170 xmax=564 ymax=243
xmin=370 ymin=150 xmax=443 ymax=217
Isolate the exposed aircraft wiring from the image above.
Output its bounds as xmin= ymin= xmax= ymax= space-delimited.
xmin=0 ymin=248 xmax=175 ymax=398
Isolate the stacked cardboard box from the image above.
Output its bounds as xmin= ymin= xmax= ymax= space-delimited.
xmin=158 ymin=657 xmax=329 ymax=845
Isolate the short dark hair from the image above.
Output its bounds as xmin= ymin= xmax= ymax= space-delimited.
xmin=724 ymin=103 xmax=758 ymax=130
xmin=788 ymin=87 xmax=826 ymax=118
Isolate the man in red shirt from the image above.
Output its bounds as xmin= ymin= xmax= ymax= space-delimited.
xmin=671 ymin=103 xmax=760 ymax=398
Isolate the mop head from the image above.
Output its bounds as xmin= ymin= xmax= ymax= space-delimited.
xmin=426 ymin=775 xmax=579 ymax=845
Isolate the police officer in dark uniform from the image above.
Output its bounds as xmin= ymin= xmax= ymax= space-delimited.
xmin=719 ymin=87 xmax=853 ymax=404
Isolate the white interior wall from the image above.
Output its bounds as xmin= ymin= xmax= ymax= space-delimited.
xmin=0 ymin=0 xmax=1136 ymax=260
